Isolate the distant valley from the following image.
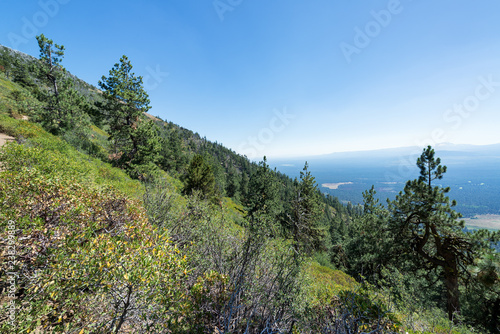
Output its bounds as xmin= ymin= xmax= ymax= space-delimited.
xmin=270 ymin=143 xmax=500 ymax=227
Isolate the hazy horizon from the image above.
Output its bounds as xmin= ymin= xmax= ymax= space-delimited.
xmin=264 ymin=141 xmax=500 ymax=161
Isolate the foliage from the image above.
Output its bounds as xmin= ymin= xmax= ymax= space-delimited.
xmin=286 ymin=162 xmax=327 ymax=255
xmin=144 ymin=183 xmax=305 ymax=333
xmin=183 ymin=154 xmax=219 ymax=202
xmin=0 ymin=47 xmax=13 ymax=78
xmin=388 ymin=146 xmax=499 ymax=320
xmin=34 ymin=34 xmax=90 ymax=135
xmin=0 ymin=115 xmax=143 ymax=198
xmin=302 ymin=262 xmax=358 ymax=307
xmin=461 ymin=252 xmax=500 ymax=332
xmin=0 ymin=142 xmax=188 ymax=333
xmin=343 ymin=186 xmax=393 ymax=281
xmin=1 ymin=42 xmax=496 ymax=333
xmin=98 ymin=55 xmax=161 ymax=176
xmin=299 ymin=279 xmax=400 ymax=333
xmin=157 ymin=127 xmax=188 ymax=174
xmin=245 ymin=157 xmax=283 ymax=239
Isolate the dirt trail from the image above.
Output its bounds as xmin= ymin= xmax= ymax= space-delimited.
xmin=0 ymin=133 xmax=14 ymax=147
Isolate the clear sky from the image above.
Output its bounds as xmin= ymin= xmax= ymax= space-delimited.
xmin=2 ymin=0 xmax=500 ymax=159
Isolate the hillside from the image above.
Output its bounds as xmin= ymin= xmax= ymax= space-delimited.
xmin=0 ymin=42 xmax=363 ymax=332
xmin=1 ymin=41 xmax=499 ymax=333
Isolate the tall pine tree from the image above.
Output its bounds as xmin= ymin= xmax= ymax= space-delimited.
xmin=247 ymin=157 xmax=281 ymax=221
xmin=35 ymin=34 xmax=88 ymax=135
xmin=287 ymin=162 xmax=326 ymax=255
xmin=183 ymin=154 xmax=218 ymax=202
xmin=99 ymin=55 xmax=160 ymax=176
xmin=389 ymin=146 xmax=499 ymax=320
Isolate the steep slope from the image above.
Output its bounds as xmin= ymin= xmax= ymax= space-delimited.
xmin=0 ymin=42 xmax=489 ymax=333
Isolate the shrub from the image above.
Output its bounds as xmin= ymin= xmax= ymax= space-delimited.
xmin=0 ymin=142 xmax=189 ymax=333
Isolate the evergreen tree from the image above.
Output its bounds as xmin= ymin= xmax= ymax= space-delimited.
xmin=98 ymin=55 xmax=160 ymax=174
xmin=159 ymin=130 xmax=186 ymax=173
xmin=287 ymin=162 xmax=326 ymax=255
xmin=133 ymin=119 xmax=162 ymax=165
xmin=204 ymin=154 xmax=226 ymax=197
xmin=389 ymin=146 xmax=499 ymax=320
xmin=12 ymin=58 xmax=33 ymax=87
xmin=35 ymin=34 xmax=88 ymax=134
xmin=183 ymin=154 xmax=218 ymax=201
xmin=225 ymin=165 xmax=240 ymax=200
xmin=37 ymin=34 xmax=64 ymax=97
xmin=239 ymin=170 xmax=249 ymax=200
xmin=0 ymin=48 xmax=13 ymax=79
xmin=247 ymin=157 xmax=281 ymax=221
xmin=344 ymin=186 xmax=392 ymax=280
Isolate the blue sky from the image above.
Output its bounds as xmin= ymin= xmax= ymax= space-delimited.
xmin=2 ymin=0 xmax=500 ymax=159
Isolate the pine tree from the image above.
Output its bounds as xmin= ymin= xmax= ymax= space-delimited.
xmin=344 ymin=186 xmax=392 ymax=280
xmin=12 ymin=58 xmax=34 ymax=87
xmin=287 ymin=162 xmax=326 ymax=255
xmin=183 ymin=154 xmax=218 ymax=201
xmin=239 ymin=171 xmax=249 ymax=200
xmin=247 ymin=157 xmax=281 ymax=220
xmin=0 ymin=48 xmax=13 ymax=79
xmin=159 ymin=130 xmax=186 ymax=173
xmin=35 ymin=34 xmax=88 ymax=134
xmin=389 ymin=146 xmax=498 ymax=320
xmin=37 ymin=34 xmax=64 ymax=96
xmin=98 ymin=55 xmax=160 ymax=174
xmin=225 ymin=165 xmax=240 ymax=200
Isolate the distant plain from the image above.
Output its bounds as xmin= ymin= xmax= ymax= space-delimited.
xmin=270 ymin=144 xmax=500 ymax=228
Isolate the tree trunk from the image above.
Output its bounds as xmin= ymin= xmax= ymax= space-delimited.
xmin=444 ymin=262 xmax=460 ymax=321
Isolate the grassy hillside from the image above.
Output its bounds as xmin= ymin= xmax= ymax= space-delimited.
xmin=0 ymin=43 xmax=494 ymax=333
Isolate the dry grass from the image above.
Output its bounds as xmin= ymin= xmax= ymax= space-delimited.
xmin=463 ymin=214 xmax=500 ymax=230
xmin=322 ymin=182 xmax=353 ymax=190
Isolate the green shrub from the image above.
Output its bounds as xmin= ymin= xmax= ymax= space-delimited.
xmin=0 ymin=142 xmax=189 ymax=333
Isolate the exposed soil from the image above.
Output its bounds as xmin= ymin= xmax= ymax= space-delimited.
xmin=0 ymin=133 xmax=14 ymax=147
xmin=463 ymin=214 xmax=500 ymax=230
xmin=322 ymin=182 xmax=353 ymax=190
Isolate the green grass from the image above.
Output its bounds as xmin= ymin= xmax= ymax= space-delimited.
xmin=0 ymin=114 xmax=144 ymax=199
xmin=223 ymin=197 xmax=247 ymax=225
xmin=0 ymin=74 xmax=41 ymax=119
xmin=0 ymin=72 xmax=145 ymax=199
xmin=91 ymin=124 xmax=109 ymax=137
xmin=0 ymin=73 xmax=19 ymax=93
xmin=304 ymin=261 xmax=358 ymax=306
xmin=0 ymin=74 xmax=18 ymax=115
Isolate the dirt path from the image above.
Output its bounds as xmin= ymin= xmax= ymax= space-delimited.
xmin=0 ymin=133 xmax=14 ymax=147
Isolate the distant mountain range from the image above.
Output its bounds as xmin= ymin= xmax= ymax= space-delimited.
xmin=283 ymin=143 xmax=500 ymax=166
